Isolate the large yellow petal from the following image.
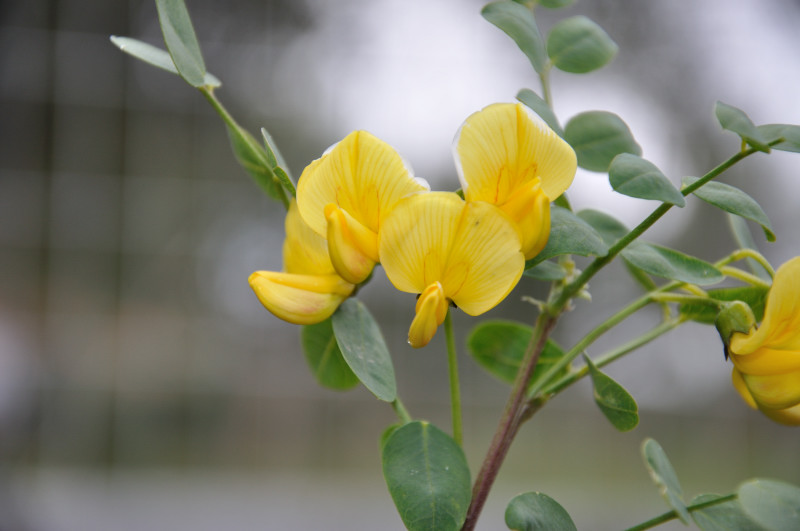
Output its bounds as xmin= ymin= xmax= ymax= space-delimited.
xmin=499 ymin=179 xmax=551 ymax=260
xmin=760 ymin=403 xmax=800 ymax=426
xmin=730 ymin=346 xmax=800 ymax=376
xmin=379 ymin=192 xmax=463 ymax=294
xmin=444 ymin=200 xmax=524 ymax=315
xmin=283 ymin=200 xmax=334 ymax=276
xmin=731 ymin=368 xmax=758 ymax=409
xmin=741 ymin=370 xmax=800 ymax=410
xmin=248 ymin=271 xmax=354 ymax=325
xmin=296 ymin=130 xmax=427 ymax=239
xmin=731 ymin=257 xmax=800 ymax=355
xmin=453 ymin=103 xmax=576 ymax=205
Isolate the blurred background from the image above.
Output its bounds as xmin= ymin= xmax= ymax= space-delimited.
xmin=1 ymin=0 xmax=800 ymax=529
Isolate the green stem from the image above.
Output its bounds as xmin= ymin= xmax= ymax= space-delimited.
xmin=539 ymin=65 xmax=553 ymax=109
xmin=648 ymin=292 xmax=722 ymax=307
xmin=719 ymin=265 xmax=772 ymax=289
xmin=391 ymin=398 xmax=412 ymax=424
xmin=722 ymin=248 xmax=775 ymax=277
xmin=623 ymin=493 xmax=738 ymax=531
xmin=444 ymin=309 xmax=463 ymax=445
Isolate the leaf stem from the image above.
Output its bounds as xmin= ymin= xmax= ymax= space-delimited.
xmin=444 ymin=309 xmax=463 ymax=445
xmin=718 ymin=265 xmax=772 ymax=289
xmin=623 ymin=493 xmax=738 ymax=531
xmin=391 ymin=398 xmax=412 ymax=424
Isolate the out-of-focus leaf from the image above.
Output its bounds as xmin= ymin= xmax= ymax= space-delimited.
xmin=585 ymin=355 xmax=638 ymax=432
xmin=679 ymin=285 xmax=769 ymax=324
xmin=547 ymin=16 xmax=618 ymax=73
xmin=622 ymin=241 xmax=723 ymax=286
xmin=609 ymin=154 xmax=685 ymax=206
xmin=482 ymin=1 xmax=548 ymax=74
xmin=505 ymin=492 xmax=577 ymax=531
xmin=642 ymin=438 xmax=691 ymax=524
xmin=728 ymin=214 xmax=771 ymax=281
xmin=738 ymin=478 xmax=800 ymax=531
xmin=301 ymin=318 xmax=359 ymax=390
xmin=690 ymin=493 xmax=764 ymax=531
xmin=684 ymin=177 xmax=774 ymax=241
xmin=564 ymin=111 xmax=641 ymax=172
xmin=527 ymin=206 xmax=609 ymax=266
xmin=714 ymin=101 xmax=770 ymax=152
xmin=110 ymin=36 xmax=220 ymax=87
xmin=517 ymin=88 xmax=563 ymax=136
xmin=523 ymin=260 xmax=567 ymax=281
xmin=226 ymin=123 xmax=282 ymax=200
xmin=155 ymin=0 xmax=207 ymax=87
xmin=758 ymin=123 xmax=800 ymax=153
xmin=261 ymin=127 xmax=294 ymax=184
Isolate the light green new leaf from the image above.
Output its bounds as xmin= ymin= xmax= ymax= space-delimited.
xmin=155 ymin=0 xmax=207 ymax=88
xmin=547 ymin=16 xmax=618 ymax=74
xmin=622 ymin=241 xmax=723 ymax=286
xmin=738 ymin=479 xmax=800 ymax=531
xmin=609 ymin=154 xmax=685 ymax=206
xmin=584 ymin=355 xmax=638 ymax=432
xmin=110 ymin=36 xmax=221 ymax=87
xmin=467 ymin=320 xmax=568 ymax=388
xmin=505 ymin=492 xmax=577 ymax=531
xmin=523 ymin=260 xmax=567 ymax=281
xmin=758 ymin=123 xmax=800 ymax=153
xmin=482 ymin=1 xmax=548 ymax=74
xmin=517 ymin=88 xmax=563 ymax=136
xmin=642 ymin=438 xmax=691 ymax=524
xmin=690 ymin=494 xmax=764 ymax=531
xmin=684 ymin=176 xmax=775 ymax=241
xmin=679 ymin=285 xmax=769 ymax=325
xmin=301 ymin=318 xmax=359 ymax=391
xmin=527 ymin=206 xmax=609 ymax=266
xmin=382 ymin=421 xmax=472 ymax=531
xmin=564 ymin=111 xmax=641 ymax=172
xmin=332 ymin=299 xmax=397 ymax=402
xmin=714 ymin=101 xmax=770 ymax=153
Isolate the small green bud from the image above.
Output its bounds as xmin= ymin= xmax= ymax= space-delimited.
xmin=715 ymin=300 xmax=756 ymax=359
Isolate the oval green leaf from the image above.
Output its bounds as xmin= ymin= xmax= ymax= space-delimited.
xmin=527 ymin=206 xmax=609 ymax=266
xmin=738 ymin=478 xmax=800 ymax=531
xmin=714 ymin=101 xmax=770 ymax=153
xmin=301 ymin=318 xmax=359 ymax=390
xmin=535 ymin=0 xmax=575 ymax=8
xmin=517 ymin=88 xmax=563 ymax=136
xmin=609 ymin=154 xmax=685 ymax=206
xmin=467 ymin=320 xmax=567 ymax=388
xmin=382 ymin=421 xmax=472 ymax=531
xmin=642 ymin=438 xmax=691 ymax=524
xmin=728 ymin=214 xmax=772 ymax=281
xmin=523 ymin=260 xmax=567 ymax=281
xmin=621 ymin=241 xmax=723 ymax=286
xmin=584 ymin=355 xmax=638 ymax=432
xmin=690 ymin=494 xmax=763 ymax=531
xmin=683 ymin=176 xmax=775 ymax=241
xmin=547 ymin=16 xmax=618 ymax=74
xmin=110 ymin=36 xmax=220 ymax=87
xmin=261 ymin=127 xmax=295 ymax=184
xmin=482 ymin=1 xmax=548 ymax=74
xmin=758 ymin=123 xmax=800 ymax=153
xmin=155 ymin=0 xmax=208 ymax=88
xmin=564 ymin=111 xmax=641 ymax=172
xmin=679 ymin=285 xmax=769 ymax=325
xmin=505 ymin=492 xmax=577 ymax=531
xmin=331 ymin=299 xmax=397 ymax=402
xmin=576 ymin=209 xmax=628 ymax=244
xmin=227 ymin=123 xmax=282 ymax=200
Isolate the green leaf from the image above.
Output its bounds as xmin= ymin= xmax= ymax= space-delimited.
xmin=621 ymin=241 xmax=724 ymax=286
xmin=690 ymin=494 xmax=764 ymax=531
xmin=523 ymin=260 xmax=567 ymax=281
xmin=683 ymin=176 xmax=775 ymax=241
xmin=714 ymin=101 xmax=770 ymax=153
xmin=467 ymin=320 xmax=568 ymax=389
xmin=728 ymin=214 xmax=772 ymax=281
xmin=227 ymin=123 xmax=282 ymax=200
xmin=758 ymin=124 xmax=800 ymax=153
xmin=382 ymin=421 xmax=471 ymax=531
xmin=546 ymin=16 xmax=618 ymax=74
xmin=576 ymin=209 xmax=628 ymax=245
xmin=609 ymin=154 xmax=685 ymax=206
xmin=482 ymin=1 xmax=548 ymax=74
xmin=584 ymin=355 xmax=638 ymax=432
xmin=679 ymin=285 xmax=769 ymax=325
xmin=301 ymin=318 xmax=359 ymax=391
xmin=261 ymin=127 xmax=294 ymax=183
xmin=527 ymin=206 xmax=609 ymax=266
xmin=332 ymin=299 xmax=397 ymax=402
xmin=517 ymin=88 xmax=563 ymax=136
xmin=110 ymin=36 xmax=221 ymax=87
xmin=642 ymin=438 xmax=691 ymax=524
xmin=535 ymin=0 xmax=575 ymax=8
xmin=155 ymin=0 xmax=208 ymax=88
xmin=505 ymin=492 xmax=577 ymax=531
xmin=564 ymin=111 xmax=641 ymax=172
xmin=738 ymin=478 xmax=800 ymax=531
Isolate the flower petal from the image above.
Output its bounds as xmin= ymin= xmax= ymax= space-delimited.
xmin=731 ymin=368 xmax=758 ymax=409
xmin=325 ymin=203 xmax=378 ymax=284
xmin=499 ymin=179 xmax=551 ymax=260
xmin=297 ymin=130 xmax=427 ymax=239
xmin=453 ymin=102 xmax=576 ymax=204
xmin=760 ymin=403 xmax=800 ymax=426
xmin=408 ymin=282 xmax=448 ymax=348
xmin=741 ymin=370 xmax=800 ymax=410
xmin=248 ymin=271 xmax=354 ymax=325
xmin=730 ymin=346 xmax=800 ymax=376
xmin=283 ymin=200 xmax=335 ymax=276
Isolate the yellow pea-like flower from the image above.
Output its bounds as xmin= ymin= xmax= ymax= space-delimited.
xmin=379 ymin=192 xmax=525 ymax=348
xmin=453 ymin=102 xmax=577 ymax=259
xmin=728 ymin=256 xmax=800 ymax=425
xmin=249 ymin=201 xmax=354 ymax=325
xmin=297 ymin=130 xmax=429 ymax=284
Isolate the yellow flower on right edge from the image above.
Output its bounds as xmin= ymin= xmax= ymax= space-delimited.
xmin=453 ymin=102 xmax=577 ymax=260
xmin=729 ymin=256 xmax=800 ymax=425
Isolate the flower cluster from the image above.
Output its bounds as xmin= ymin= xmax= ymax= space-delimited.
xmin=250 ymin=103 xmax=577 ymax=347
xmin=727 ymin=257 xmax=800 ymax=425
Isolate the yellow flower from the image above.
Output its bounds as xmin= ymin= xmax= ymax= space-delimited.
xmin=453 ymin=102 xmax=577 ymax=259
xmin=729 ymin=257 xmax=800 ymax=425
xmin=379 ymin=192 xmax=525 ymax=348
xmin=249 ymin=201 xmax=354 ymax=325
xmin=296 ymin=131 xmax=429 ymax=284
